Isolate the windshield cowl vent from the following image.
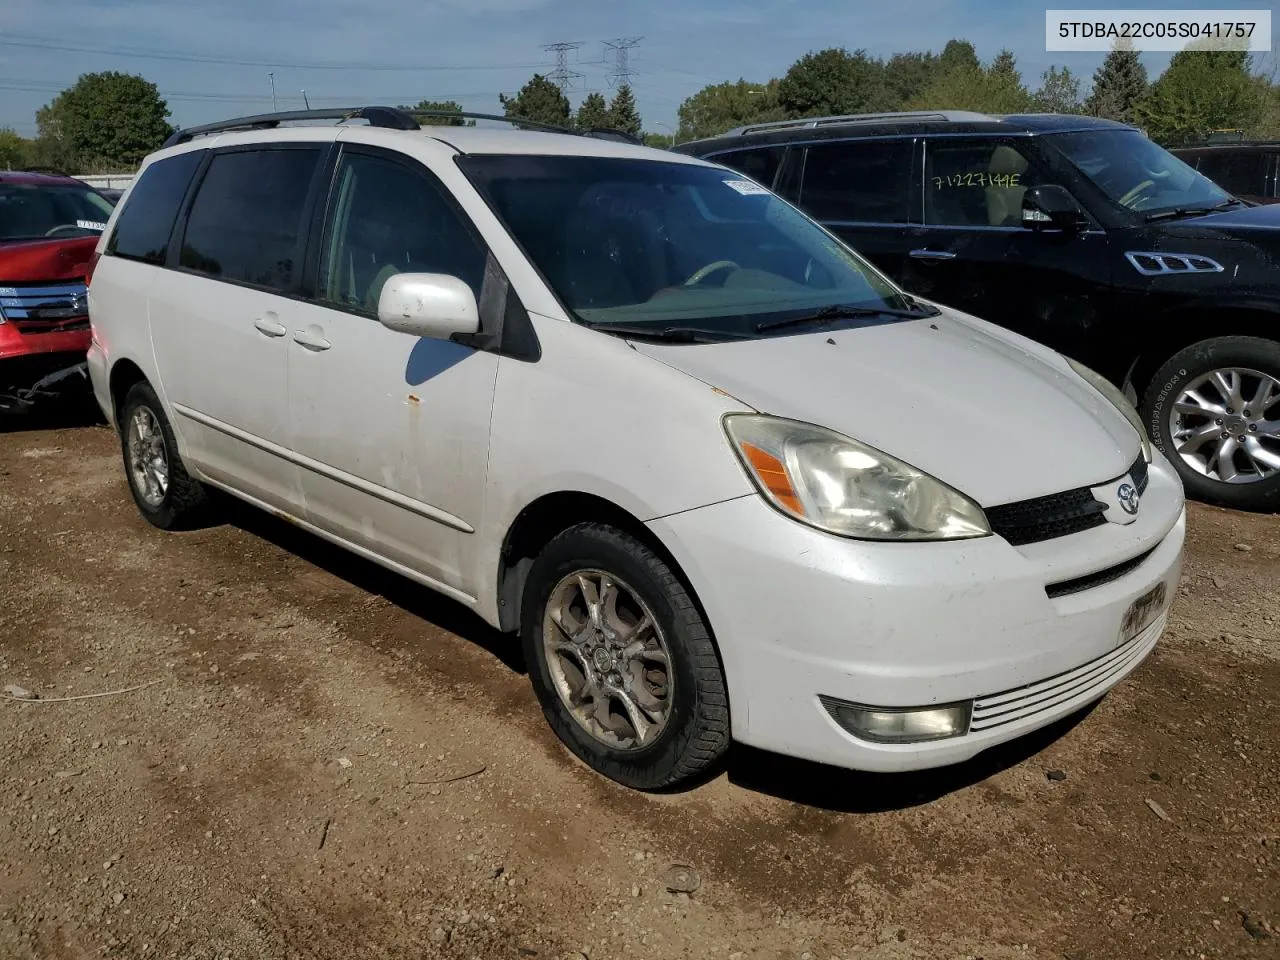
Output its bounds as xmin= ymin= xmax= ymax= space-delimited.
xmin=1124 ymin=252 xmax=1224 ymax=277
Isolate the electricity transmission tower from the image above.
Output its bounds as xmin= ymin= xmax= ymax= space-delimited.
xmin=542 ymin=41 xmax=585 ymax=93
xmin=603 ymin=37 xmax=642 ymax=88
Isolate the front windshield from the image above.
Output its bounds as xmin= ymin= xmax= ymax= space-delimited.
xmin=0 ymin=182 xmax=115 ymax=242
xmin=456 ymin=154 xmax=912 ymax=336
xmin=1046 ymin=129 xmax=1232 ymax=217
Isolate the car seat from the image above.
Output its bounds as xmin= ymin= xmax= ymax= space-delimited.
xmin=985 ymin=146 xmax=1030 ymax=226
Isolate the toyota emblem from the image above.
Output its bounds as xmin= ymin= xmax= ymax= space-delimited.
xmin=1117 ymin=482 xmax=1140 ymax=515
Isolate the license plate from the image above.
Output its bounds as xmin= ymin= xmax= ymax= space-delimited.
xmin=1119 ymin=581 xmax=1168 ymax=645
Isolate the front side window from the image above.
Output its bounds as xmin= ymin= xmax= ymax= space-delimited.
xmin=923 ymin=140 xmax=1042 ymax=228
xmin=456 ymin=155 xmax=912 ymax=339
xmin=1047 ymin=129 xmax=1232 ymax=217
xmin=106 ymin=150 xmax=204 ymax=264
xmin=0 ymin=180 xmax=115 ymax=242
xmin=712 ymin=147 xmax=785 ymax=190
xmin=799 ymin=139 xmax=914 ymax=224
xmin=179 ymin=147 xmax=321 ymax=293
xmin=317 ymin=151 xmax=486 ymax=314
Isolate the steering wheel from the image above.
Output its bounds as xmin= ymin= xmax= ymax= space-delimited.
xmin=683 ymin=260 xmax=740 ymax=286
xmin=44 ymin=224 xmax=86 ymax=237
xmin=1118 ymin=179 xmax=1156 ymax=208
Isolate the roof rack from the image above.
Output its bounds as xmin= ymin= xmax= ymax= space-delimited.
xmin=719 ymin=109 xmax=997 ymax=139
xmin=163 ymin=106 xmax=646 ymax=148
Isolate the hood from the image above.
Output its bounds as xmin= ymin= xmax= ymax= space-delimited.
xmin=0 ymin=236 xmax=98 ymax=283
xmin=630 ymin=312 xmax=1140 ymax=507
xmin=1163 ymin=201 xmax=1280 ymax=236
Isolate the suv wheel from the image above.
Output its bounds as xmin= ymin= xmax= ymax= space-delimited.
xmin=520 ymin=523 xmax=730 ymax=790
xmin=118 ymin=381 xmax=213 ymax=530
xmin=1142 ymin=336 xmax=1280 ymax=511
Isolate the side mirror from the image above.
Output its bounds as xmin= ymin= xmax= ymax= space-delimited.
xmin=377 ymin=273 xmax=480 ymax=340
xmin=1021 ymin=184 xmax=1087 ymax=232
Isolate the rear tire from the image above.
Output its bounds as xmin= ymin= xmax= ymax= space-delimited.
xmin=520 ymin=523 xmax=730 ymax=790
xmin=1142 ymin=336 xmax=1280 ymax=512
xmin=118 ymin=381 xmax=213 ymax=530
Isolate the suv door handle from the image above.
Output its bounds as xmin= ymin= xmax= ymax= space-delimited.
xmin=909 ymin=248 xmax=957 ymax=261
xmin=292 ymin=327 xmax=332 ymax=351
xmin=253 ymin=313 xmax=287 ymax=337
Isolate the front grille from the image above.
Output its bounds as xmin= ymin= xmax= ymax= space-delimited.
xmin=0 ymin=282 xmax=89 ymax=333
xmin=986 ymin=453 xmax=1149 ymax=547
xmin=969 ymin=612 xmax=1165 ymax=732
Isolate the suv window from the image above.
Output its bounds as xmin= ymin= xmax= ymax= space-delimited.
xmin=106 ymin=151 xmax=203 ymax=264
xmin=798 ymin=140 xmax=913 ymax=224
xmin=712 ymin=147 xmax=785 ymax=190
xmin=923 ymin=140 xmax=1041 ymax=227
xmin=179 ymin=147 xmax=321 ymax=293
xmin=317 ymin=151 xmax=486 ymax=314
xmin=1193 ymin=150 xmax=1267 ymax=197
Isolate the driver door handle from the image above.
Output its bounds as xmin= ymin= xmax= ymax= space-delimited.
xmin=909 ymin=248 xmax=957 ymax=261
xmin=292 ymin=327 xmax=332 ymax=351
xmin=253 ymin=313 xmax=287 ymax=337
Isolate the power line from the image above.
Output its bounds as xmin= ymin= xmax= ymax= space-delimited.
xmin=542 ymin=41 xmax=585 ymax=94
xmin=602 ymin=37 xmax=643 ymax=89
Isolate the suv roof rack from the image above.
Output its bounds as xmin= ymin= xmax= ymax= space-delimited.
xmin=719 ymin=109 xmax=997 ymax=139
xmin=163 ymin=106 xmax=645 ymax=148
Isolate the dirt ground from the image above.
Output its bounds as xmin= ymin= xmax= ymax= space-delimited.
xmin=1 ymin=416 xmax=1277 ymax=960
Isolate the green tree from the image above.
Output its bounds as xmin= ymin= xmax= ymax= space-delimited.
xmin=1033 ymin=66 xmax=1083 ymax=113
xmin=1252 ymin=75 xmax=1280 ymax=138
xmin=1084 ymin=38 xmax=1148 ymax=123
xmin=404 ymin=99 xmax=470 ymax=126
xmin=938 ymin=39 xmax=980 ymax=74
xmin=575 ymin=92 xmax=612 ymax=131
xmin=499 ymin=74 xmax=571 ymax=128
xmin=676 ymin=79 xmax=785 ymax=141
xmin=882 ymin=51 xmax=938 ymax=110
xmin=1135 ymin=46 xmax=1264 ymax=145
xmin=608 ymin=84 xmax=643 ymax=137
xmin=0 ymin=128 xmax=27 ymax=169
xmin=37 ymin=71 xmax=172 ymax=171
xmin=907 ymin=50 xmax=1032 ymax=113
xmin=777 ymin=47 xmax=890 ymax=117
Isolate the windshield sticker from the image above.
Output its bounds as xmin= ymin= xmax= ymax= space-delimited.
xmin=723 ymin=178 xmax=770 ymax=196
xmin=76 ymin=220 xmax=107 ymax=231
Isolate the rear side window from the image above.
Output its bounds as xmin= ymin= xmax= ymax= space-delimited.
xmin=712 ymin=147 xmax=785 ymax=189
xmin=105 ymin=150 xmax=204 ymax=264
xmin=799 ymin=140 xmax=914 ymax=224
xmin=1194 ymin=150 xmax=1267 ymax=197
xmin=179 ymin=147 xmax=321 ymax=293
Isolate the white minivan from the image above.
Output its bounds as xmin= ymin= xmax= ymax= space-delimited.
xmin=85 ymin=108 xmax=1186 ymax=790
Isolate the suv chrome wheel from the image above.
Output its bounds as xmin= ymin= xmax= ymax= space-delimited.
xmin=541 ymin=568 xmax=673 ymax=750
xmin=1170 ymin=367 xmax=1280 ymax=484
xmin=127 ymin=405 xmax=170 ymax=506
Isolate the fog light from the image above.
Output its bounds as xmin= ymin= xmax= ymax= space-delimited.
xmin=819 ymin=696 xmax=972 ymax=743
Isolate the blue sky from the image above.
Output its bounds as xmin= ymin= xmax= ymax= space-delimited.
xmin=1 ymin=0 xmax=1275 ymax=142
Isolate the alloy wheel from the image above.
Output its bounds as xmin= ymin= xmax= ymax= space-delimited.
xmin=1169 ymin=367 xmax=1280 ymax=484
xmin=126 ymin=405 xmax=170 ymax=507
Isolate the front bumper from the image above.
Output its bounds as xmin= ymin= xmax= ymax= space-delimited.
xmin=647 ymin=452 xmax=1186 ymax=773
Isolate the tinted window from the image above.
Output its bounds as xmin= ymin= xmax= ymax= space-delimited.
xmin=317 ymin=151 xmax=486 ymax=314
xmin=923 ymin=140 xmax=1041 ymax=227
xmin=1194 ymin=150 xmax=1267 ymax=196
xmin=180 ymin=148 xmax=320 ymax=292
xmin=713 ymin=147 xmax=785 ymax=189
xmin=0 ymin=181 xmax=114 ymax=242
xmin=106 ymin=151 xmax=203 ymax=264
xmin=799 ymin=140 xmax=914 ymax=223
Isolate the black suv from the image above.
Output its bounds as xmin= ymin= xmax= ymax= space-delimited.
xmin=1171 ymin=139 xmax=1279 ymax=205
xmin=675 ymin=111 xmax=1280 ymax=512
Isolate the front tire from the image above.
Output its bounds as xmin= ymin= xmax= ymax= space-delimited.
xmin=1142 ymin=336 xmax=1280 ymax=512
xmin=118 ymin=381 xmax=213 ymax=530
xmin=520 ymin=523 xmax=730 ymax=790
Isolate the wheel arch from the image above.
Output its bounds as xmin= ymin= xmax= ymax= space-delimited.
xmin=107 ymin=357 xmax=149 ymax=429
xmin=1131 ymin=303 xmax=1280 ymax=404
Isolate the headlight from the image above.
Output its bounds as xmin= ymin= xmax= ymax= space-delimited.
xmin=1066 ymin=357 xmax=1151 ymax=463
xmin=722 ymin=414 xmax=990 ymax=541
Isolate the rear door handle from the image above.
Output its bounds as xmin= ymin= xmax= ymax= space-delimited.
xmin=253 ymin=313 xmax=287 ymax=337
xmin=909 ymin=248 xmax=957 ymax=261
xmin=292 ymin=327 xmax=332 ymax=351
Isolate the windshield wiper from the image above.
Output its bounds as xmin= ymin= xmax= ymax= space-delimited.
xmin=1144 ymin=198 xmax=1243 ymax=222
xmin=582 ymin=322 xmax=753 ymax=343
xmin=754 ymin=299 xmax=939 ymax=333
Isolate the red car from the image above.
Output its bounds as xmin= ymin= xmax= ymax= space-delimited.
xmin=1 ymin=170 xmax=116 ymax=412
